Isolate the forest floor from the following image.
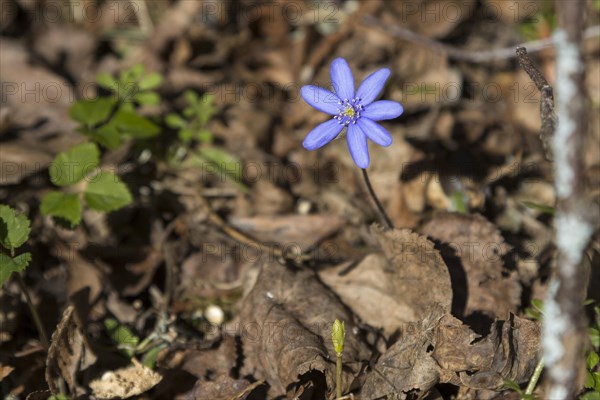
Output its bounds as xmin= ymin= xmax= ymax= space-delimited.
xmin=1 ymin=0 xmax=599 ymax=399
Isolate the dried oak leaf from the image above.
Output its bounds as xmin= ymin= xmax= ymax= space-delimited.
xmin=89 ymin=359 xmax=162 ymax=399
xmin=433 ymin=313 xmax=541 ymax=390
xmin=239 ymin=261 xmax=372 ymax=398
xmin=319 ymin=226 xmax=452 ymax=336
xmin=188 ymin=377 xmax=266 ymax=400
xmin=420 ymin=213 xmax=521 ymax=324
xmin=45 ymin=305 xmax=97 ymax=396
xmin=361 ymin=307 xmax=446 ymax=400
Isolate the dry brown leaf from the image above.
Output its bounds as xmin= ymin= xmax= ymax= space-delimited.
xmin=45 ymin=305 xmax=96 ymax=396
xmin=319 ymin=226 xmax=452 ymax=336
xmin=388 ymin=0 xmax=477 ymax=38
xmin=433 ymin=314 xmax=541 ymax=390
xmin=89 ymin=359 xmax=162 ymax=399
xmin=0 ymin=37 xmax=79 ymax=138
xmin=0 ymin=363 xmax=15 ymax=381
xmin=361 ymin=307 xmax=445 ymax=400
xmin=239 ymin=261 xmax=372 ymax=398
xmin=188 ymin=377 xmax=266 ymax=400
xmin=159 ymin=335 xmax=238 ymax=381
xmin=25 ymin=390 xmax=52 ymax=400
xmin=228 ymin=214 xmax=345 ymax=253
xmin=362 ymin=311 xmax=540 ymax=398
xmin=420 ymin=213 xmax=521 ymax=327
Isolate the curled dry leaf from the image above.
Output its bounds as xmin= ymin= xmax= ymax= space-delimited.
xmin=239 ymin=260 xmax=372 ymax=398
xmin=89 ymin=359 xmax=162 ymax=399
xmin=420 ymin=213 xmax=521 ymax=326
xmin=433 ymin=313 xmax=541 ymax=390
xmin=320 ymin=226 xmax=452 ymax=336
xmin=45 ymin=305 xmax=97 ymax=396
xmin=362 ymin=311 xmax=541 ymax=398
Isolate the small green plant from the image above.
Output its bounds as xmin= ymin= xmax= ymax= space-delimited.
xmin=512 ymin=300 xmax=600 ymax=399
xmin=104 ymin=317 xmax=166 ymax=368
xmin=166 ymin=90 xmax=215 ymax=144
xmin=0 ymin=205 xmax=31 ymax=285
xmin=582 ymin=305 xmax=600 ymax=399
xmin=0 ymin=205 xmax=49 ymax=348
xmin=97 ymin=63 xmax=162 ymax=110
xmin=166 ymin=90 xmax=242 ymax=184
xmin=519 ymin=2 xmax=556 ymax=41
xmin=332 ymin=319 xmax=345 ymax=400
xmin=41 ymin=64 xmax=162 ymax=227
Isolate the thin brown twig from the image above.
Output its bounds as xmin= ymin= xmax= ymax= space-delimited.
xmin=515 ymin=46 xmax=557 ymax=160
xmin=362 ymin=15 xmax=600 ymax=63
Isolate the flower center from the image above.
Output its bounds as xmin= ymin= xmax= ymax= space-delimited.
xmin=335 ymin=97 xmax=363 ymax=126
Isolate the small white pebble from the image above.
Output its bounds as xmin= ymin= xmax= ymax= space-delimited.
xmin=101 ymin=371 xmax=115 ymax=381
xmin=205 ymin=304 xmax=225 ymax=326
xmin=297 ymin=200 xmax=312 ymax=215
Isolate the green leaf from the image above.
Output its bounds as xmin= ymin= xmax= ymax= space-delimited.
xmin=94 ymin=123 xmax=122 ymax=150
xmin=165 ymin=113 xmax=186 ymax=129
xmin=590 ymin=371 xmax=600 ymax=391
xmin=40 ymin=191 xmax=82 ymax=228
xmin=135 ymin=91 xmax=160 ymax=106
xmin=580 ymin=392 xmax=600 ymax=400
xmin=138 ymin=72 xmax=162 ymax=90
xmin=84 ymin=171 xmax=132 ymax=212
xmin=184 ymin=90 xmax=199 ymax=106
xmin=522 ymin=201 xmax=555 ymax=216
xmin=196 ymin=129 xmax=213 ymax=144
xmin=199 ymin=147 xmax=241 ymax=181
xmin=50 ymin=142 xmax=100 ymax=186
xmin=112 ymin=110 xmax=160 ymax=139
xmin=586 ymin=371 xmax=597 ymax=389
xmin=178 ymin=128 xmax=193 ymax=143
xmin=69 ymin=97 xmax=116 ymax=126
xmin=142 ymin=345 xmax=164 ymax=368
xmin=450 ymin=191 xmax=467 ymax=214
xmin=96 ymin=73 xmax=118 ymax=90
xmin=531 ymin=299 xmax=544 ymax=312
xmin=588 ymin=351 xmax=600 ymax=370
xmin=1 ymin=252 xmax=31 ymax=286
xmin=502 ymin=379 xmax=523 ymax=394
xmin=590 ymin=327 xmax=600 ymax=348
xmin=105 ymin=318 xmax=139 ymax=357
xmin=0 ymin=205 xmax=31 ymax=250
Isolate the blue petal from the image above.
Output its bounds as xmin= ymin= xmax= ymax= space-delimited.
xmin=303 ymin=118 xmax=345 ymax=150
xmin=330 ymin=58 xmax=355 ymax=101
xmin=356 ymin=68 xmax=391 ymax=106
xmin=347 ymin=123 xmax=370 ymax=168
xmin=357 ymin=117 xmax=392 ymax=147
xmin=362 ymin=100 xmax=404 ymax=121
xmin=301 ymin=85 xmax=341 ymax=115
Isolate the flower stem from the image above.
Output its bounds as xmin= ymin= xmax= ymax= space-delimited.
xmin=336 ymin=352 xmax=342 ymax=400
xmin=524 ymin=357 xmax=544 ymax=396
xmin=361 ymin=168 xmax=394 ymax=230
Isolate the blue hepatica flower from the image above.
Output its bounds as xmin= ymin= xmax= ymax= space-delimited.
xmin=300 ymin=58 xmax=404 ymax=169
